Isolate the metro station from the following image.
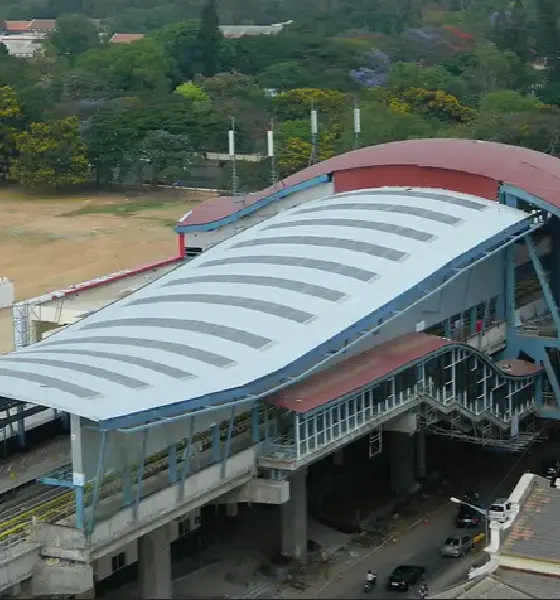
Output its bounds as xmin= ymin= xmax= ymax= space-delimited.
xmin=0 ymin=138 xmax=560 ymax=598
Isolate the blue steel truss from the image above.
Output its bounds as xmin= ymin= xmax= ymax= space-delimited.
xmin=101 ymin=215 xmax=544 ymax=430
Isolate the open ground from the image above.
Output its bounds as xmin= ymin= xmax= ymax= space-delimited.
xmin=0 ymin=186 xmax=214 ymax=353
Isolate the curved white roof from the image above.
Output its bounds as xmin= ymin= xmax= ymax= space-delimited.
xmin=0 ymin=187 xmax=533 ymax=423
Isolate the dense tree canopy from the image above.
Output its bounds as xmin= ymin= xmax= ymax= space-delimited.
xmin=0 ymin=0 xmax=560 ymax=189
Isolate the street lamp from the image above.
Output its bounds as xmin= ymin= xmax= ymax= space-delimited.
xmin=450 ymin=496 xmax=490 ymax=546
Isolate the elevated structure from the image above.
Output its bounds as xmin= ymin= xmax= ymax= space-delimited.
xmin=1 ymin=140 xmax=560 ymax=598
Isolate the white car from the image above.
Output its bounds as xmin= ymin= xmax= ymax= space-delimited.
xmin=488 ymin=498 xmax=512 ymax=523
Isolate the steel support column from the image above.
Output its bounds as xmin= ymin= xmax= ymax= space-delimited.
xmin=133 ymin=430 xmax=148 ymax=520
xmin=167 ymin=444 xmax=177 ymax=483
xmin=87 ymin=430 xmax=108 ymax=534
xmin=16 ymin=405 xmax=25 ymax=447
xmin=70 ymin=414 xmax=86 ymax=530
xmin=251 ymin=405 xmax=260 ymax=444
xmin=504 ymin=244 xmax=516 ymax=353
xmin=212 ymin=424 xmax=220 ymax=463
xmin=526 ymin=234 xmax=560 ymax=334
xmin=221 ymin=408 xmax=235 ymax=479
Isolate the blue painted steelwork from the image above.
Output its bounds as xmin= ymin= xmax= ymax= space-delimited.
xmin=211 ymin=424 xmax=220 ymax=463
xmin=133 ymin=430 xmax=148 ymax=520
xmin=469 ymin=306 xmax=477 ymax=336
xmin=504 ymin=244 xmax=516 ymax=354
xmin=180 ymin=416 xmax=195 ymax=483
xmin=502 ymin=184 xmax=559 ymax=218
xmin=123 ymin=467 xmax=133 ymax=506
xmin=251 ymin=405 xmax=260 ymax=443
xmin=525 ymin=235 xmax=560 ymax=333
xmin=38 ymin=464 xmax=74 ymax=489
xmin=168 ymin=444 xmax=177 ymax=483
xmin=102 ymin=216 xmax=542 ymax=431
xmin=75 ymin=484 xmax=85 ymax=530
xmin=221 ymin=408 xmax=235 ymax=479
xmin=87 ymin=430 xmax=108 ymax=534
xmin=175 ymin=174 xmax=331 ymax=234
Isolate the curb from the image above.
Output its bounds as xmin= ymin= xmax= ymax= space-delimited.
xmin=312 ymin=502 xmax=448 ymax=598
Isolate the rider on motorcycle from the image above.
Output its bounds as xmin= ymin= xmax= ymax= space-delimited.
xmin=417 ymin=583 xmax=428 ymax=598
xmin=366 ymin=570 xmax=376 ymax=583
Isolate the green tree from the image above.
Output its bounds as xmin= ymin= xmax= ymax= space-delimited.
xmin=198 ymin=0 xmax=221 ymax=77
xmin=0 ymin=86 xmax=22 ymax=179
xmin=135 ymin=130 xmax=194 ymax=184
xmin=47 ymin=15 xmax=100 ymax=66
xmin=175 ymin=81 xmax=210 ymax=104
xmin=77 ymin=38 xmax=174 ymax=94
xmin=479 ymin=90 xmax=543 ymax=113
xmin=257 ymin=61 xmax=315 ymax=91
xmin=388 ymin=62 xmax=469 ymax=101
xmin=152 ymin=20 xmax=200 ymax=83
xmin=10 ymin=117 xmax=90 ymax=187
xmin=493 ymin=1 xmax=530 ymax=62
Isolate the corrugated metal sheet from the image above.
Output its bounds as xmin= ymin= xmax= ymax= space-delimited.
xmin=0 ymin=187 xmax=530 ymax=422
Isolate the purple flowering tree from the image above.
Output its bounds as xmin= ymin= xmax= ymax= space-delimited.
xmin=351 ymin=49 xmax=390 ymax=88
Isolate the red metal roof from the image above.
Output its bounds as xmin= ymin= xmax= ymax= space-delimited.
xmin=494 ymin=358 xmax=542 ymax=377
xmin=267 ymin=333 xmax=451 ymax=413
xmin=110 ymin=33 xmax=145 ymax=43
xmin=179 ymin=139 xmax=560 ymax=228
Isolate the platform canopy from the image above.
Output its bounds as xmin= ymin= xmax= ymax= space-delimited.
xmin=0 ymin=187 xmax=537 ymax=426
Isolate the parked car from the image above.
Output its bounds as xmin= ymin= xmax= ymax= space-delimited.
xmin=488 ymin=498 xmax=512 ymax=523
xmin=455 ymin=503 xmax=483 ymax=528
xmin=440 ymin=534 xmax=473 ymax=557
xmin=386 ymin=565 xmax=426 ymax=591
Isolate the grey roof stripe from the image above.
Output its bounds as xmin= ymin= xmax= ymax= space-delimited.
xmin=163 ymin=274 xmax=345 ymax=301
xmin=0 ymin=357 xmax=147 ymax=389
xmin=197 ymin=255 xmax=376 ymax=282
xmin=296 ymin=203 xmax=461 ymax=225
xmin=233 ymin=236 xmax=407 ymax=261
xmin=350 ymin=189 xmax=487 ymax=210
xmin=128 ymin=294 xmax=314 ymax=324
xmin=264 ymin=218 xmax=435 ymax=242
xmin=80 ymin=319 xmax=271 ymax=349
xmin=25 ymin=348 xmax=194 ymax=379
xmin=37 ymin=336 xmax=234 ymax=367
xmin=0 ymin=367 xmax=98 ymax=398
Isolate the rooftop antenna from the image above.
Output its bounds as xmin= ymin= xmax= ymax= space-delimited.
xmin=310 ymin=106 xmax=318 ymax=166
xmin=229 ymin=116 xmax=238 ymax=197
xmin=353 ymin=102 xmax=361 ymax=149
xmin=267 ymin=119 xmax=277 ymax=185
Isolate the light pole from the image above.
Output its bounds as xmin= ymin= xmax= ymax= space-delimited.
xmin=450 ymin=496 xmax=489 ymax=547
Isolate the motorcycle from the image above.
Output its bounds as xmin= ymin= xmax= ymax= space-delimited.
xmin=364 ymin=577 xmax=376 ymax=593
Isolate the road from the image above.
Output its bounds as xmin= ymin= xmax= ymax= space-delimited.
xmin=316 ymin=436 xmax=558 ymax=599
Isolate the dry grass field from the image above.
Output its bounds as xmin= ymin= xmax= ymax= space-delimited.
xmin=0 ymin=186 xmax=214 ymax=353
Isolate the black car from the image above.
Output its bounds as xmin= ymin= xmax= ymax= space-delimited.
xmin=386 ymin=565 xmax=426 ymax=591
xmin=456 ymin=503 xmax=483 ymax=528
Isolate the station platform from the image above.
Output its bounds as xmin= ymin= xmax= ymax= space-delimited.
xmin=0 ymin=436 xmax=69 ymax=496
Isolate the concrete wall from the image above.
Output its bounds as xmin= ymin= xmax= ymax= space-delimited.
xmin=0 ymin=278 xmax=13 ymax=309
xmin=0 ymin=542 xmax=39 ymax=591
xmin=86 ymin=444 xmax=258 ymax=559
xmin=80 ymin=406 xmax=250 ymax=479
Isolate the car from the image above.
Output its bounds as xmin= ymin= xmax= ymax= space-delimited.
xmin=386 ymin=565 xmax=426 ymax=591
xmin=455 ymin=503 xmax=483 ymax=528
xmin=440 ymin=534 xmax=473 ymax=557
xmin=488 ymin=498 xmax=512 ymax=523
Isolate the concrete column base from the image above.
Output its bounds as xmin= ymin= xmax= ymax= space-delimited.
xmin=333 ymin=449 xmax=344 ymax=467
xmin=75 ymin=587 xmax=95 ymax=599
xmin=225 ymin=502 xmax=239 ymax=518
xmin=281 ymin=469 xmax=308 ymax=564
xmin=388 ymin=431 xmax=417 ymax=496
xmin=138 ymin=525 xmax=172 ymax=599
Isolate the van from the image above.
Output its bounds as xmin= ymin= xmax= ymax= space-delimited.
xmin=488 ymin=498 xmax=512 ymax=523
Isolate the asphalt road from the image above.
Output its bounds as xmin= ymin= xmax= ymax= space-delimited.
xmin=316 ymin=436 xmax=559 ymax=599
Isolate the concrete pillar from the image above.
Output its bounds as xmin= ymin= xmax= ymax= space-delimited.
xmin=333 ymin=449 xmax=344 ymax=467
xmin=416 ymin=430 xmax=426 ymax=480
xmin=281 ymin=469 xmax=307 ymax=564
xmin=138 ymin=525 xmax=172 ymax=599
xmin=388 ymin=432 xmax=416 ymax=496
xmin=225 ymin=502 xmax=239 ymax=518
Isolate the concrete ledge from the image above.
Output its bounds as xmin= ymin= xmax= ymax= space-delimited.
xmin=89 ymin=445 xmax=260 ymax=560
xmin=214 ymin=478 xmax=290 ymax=505
xmin=0 ymin=542 xmax=40 ymax=592
xmin=38 ymin=524 xmax=90 ymax=563
xmin=32 ymin=561 xmax=94 ymax=596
